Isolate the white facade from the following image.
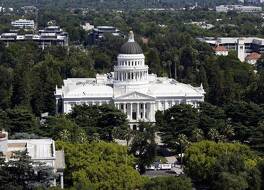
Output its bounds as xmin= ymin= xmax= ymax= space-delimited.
xmin=11 ymin=19 xmax=35 ymax=29
xmin=215 ymin=50 xmax=228 ymax=56
xmin=55 ymin=32 xmax=205 ymax=128
xmin=216 ymin=5 xmax=262 ymax=12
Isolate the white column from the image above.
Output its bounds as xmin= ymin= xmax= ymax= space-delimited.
xmin=60 ymin=172 xmax=64 ymax=189
xmin=130 ymin=103 xmax=132 ymax=120
xmin=151 ymin=102 xmax=156 ymax=122
xmin=143 ymin=102 xmax=146 ymax=120
xmin=149 ymin=103 xmax=152 ymax=122
xmin=55 ymin=99 xmax=59 ymax=114
xmin=124 ymin=102 xmax=127 ymax=115
xmin=137 ymin=102 xmax=140 ymax=120
xmin=164 ymin=100 xmax=168 ymax=110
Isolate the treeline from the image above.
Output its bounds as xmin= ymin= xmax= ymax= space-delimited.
xmin=0 ymin=0 xmax=239 ymax=9
xmin=0 ymin=42 xmax=96 ymax=115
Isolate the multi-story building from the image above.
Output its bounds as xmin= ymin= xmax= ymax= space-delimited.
xmin=11 ymin=19 xmax=35 ymax=29
xmin=0 ymin=26 xmax=68 ymax=49
xmin=90 ymin=26 xmax=123 ymax=43
xmin=55 ymin=31 xmax=205 ymax=129
xmin=216 ymin=5 xmax=262 ymax=12
xmin=197 ymin=37 xmax=264 ymax=62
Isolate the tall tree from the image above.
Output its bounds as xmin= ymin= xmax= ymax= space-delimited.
xmin=129 ymin=122 xmax=157 ymax=174
xmin=69 ymin=104 xmax=128 ymax=141
xmin=160 ymin=104 xmax=199 ymax=150
xmin=0 ymin=66 xmax=12 ymax=109
xmin=0 ymin=151 xmax=54 ymax=190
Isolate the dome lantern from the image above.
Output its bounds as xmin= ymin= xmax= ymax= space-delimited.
xmin=119 ymin=31 xmax=143 ymax=54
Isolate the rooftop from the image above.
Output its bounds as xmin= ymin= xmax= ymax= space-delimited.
xmin=246 ymin=52 xmax=262 ymax=60
xmin=213 ymin=45 xmax=228 ymax=52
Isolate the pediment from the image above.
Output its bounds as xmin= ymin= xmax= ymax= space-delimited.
xmin=115 ymin=91 xmax=155 ymax=100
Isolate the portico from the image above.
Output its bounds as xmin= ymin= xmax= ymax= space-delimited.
xmin=114 ymin=101 xmax=155 ymax=122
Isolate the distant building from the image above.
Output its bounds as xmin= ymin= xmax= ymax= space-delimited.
xmin=0 ymin=130 xmax=65 ymax=188
xmin=197 ymin=37 xmax=264 ymax=63
xmin=11 ymin=19 xmax=35 ymax=29
xmin=213 ymin=45 xmax=229 ymax=56
xmin=0 ymin=26 xmax=68 ymax=49
xmin=55 ymin=31 xmax=205 ymax=129
xmin=245 ymin=52 xmax=261 ymax=64
xmin=187 ymin=21 xmax=214 ymax=30
xmin=21 ymin=6 xmax=38 ymax=14
xmin=90 ymin=26 xmax=123 ymax=43
xmin=81 ymin=22 xmax=94 ymax=31
xmin=216 ymin=5 xmax=262 ymax=12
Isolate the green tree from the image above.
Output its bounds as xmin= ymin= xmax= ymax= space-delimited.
xmin=224 ymin=101 xmax=264 ymax=142
xmin=160 ymin=104 xmax=199 ymax=150
xmin=56 ymin=141 xmax=144 ymax=190
xmin=11 ymin=63 xmax=31 ymax=108
xmin=191 ymin=128 xmax=204 ymax=142
xmin=213 ymin=172 xmax=248 ymax=190
xmin=42 ymin=115 xmax=77 ymax=139
xmin=31 ymin=55 xmax=62 ymax=115
xmin=0 ymin=66 xmax=12 ymax=109
xmin=176 ymin=134 xmax=190 ymax=167
xmin=0 ymin=151 xmax=54 ymax=190
xmin=143 ymin=176 xmax=192 ymax=190
xmin=4 ymin=107 xmax=38 ymax=134
xmin=185 ymin=141 xmax=261 ymax=189
xmin=249 ymin=121 xmax=264 ymax=154
xmin=69 ymin=104 xmax=128 ymax=141
xmin=129 ymin=122 xmax=157 ymax=174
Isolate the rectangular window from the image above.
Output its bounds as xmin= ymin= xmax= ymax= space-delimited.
xmin=132 ymin=112 xmax=137 ymax=120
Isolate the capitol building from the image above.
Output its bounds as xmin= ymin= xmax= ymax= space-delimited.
xmin=55 ymin=32 xmax=205 ymax=129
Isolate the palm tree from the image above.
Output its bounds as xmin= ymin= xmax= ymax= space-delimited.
xmin=221 ymin=124 xmax=235 ymax=142
xmin=58 ymin=129 xmax=71 ymax=141
xmin=191 ymin=128 xmax=204 ymax=142
xmin=176 ymin=134 xmax=189 ymax=168
xmin=208 ymin=128 xmax=220 ymax=142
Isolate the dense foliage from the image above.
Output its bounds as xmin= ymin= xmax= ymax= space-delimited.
xmin=157 ymin=102 xmax=264 ymax=154
xmin=185 ymin=141 xmax=262 ymax=190
xmin=143 ymin=176 xmax=193 ymax=190
xmin=56 ymin=141 xmax=144 ymax=190
xmin=0 ymin=151 xmax=54 ymax=190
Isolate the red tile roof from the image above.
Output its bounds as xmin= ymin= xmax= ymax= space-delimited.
xmin=246 ymin=52 xmax=261 ymax=60
xmin=213 ymin=45 xmax=228 ymax=52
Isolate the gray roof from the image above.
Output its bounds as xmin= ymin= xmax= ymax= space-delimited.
xmin=120 ymin=41 xmax=143 ymax=54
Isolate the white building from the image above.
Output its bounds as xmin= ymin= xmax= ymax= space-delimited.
xmin=216 ymin=5 xmax=262 ymax=12
xmin=55 ymin=31 xmax=205 ymax=129
xmin=245 ymin=52 xmax=261 ymax=64
xmin=0 ymin=131 xmax=65 ymax=188
xmin=0 ymin=26 xmax=68 ymax=49
xmin=213 ymin=45 xmax=229 ymax=56
xmin=11 ymin=19 xmax=35 ymax=29
xmin=197 ymin=36 xmax=264 ymax=62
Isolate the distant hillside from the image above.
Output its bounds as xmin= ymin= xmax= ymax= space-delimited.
xmin=0 ymin=0 xmax=240 ymax=9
